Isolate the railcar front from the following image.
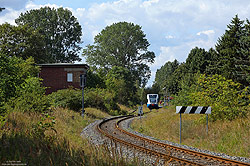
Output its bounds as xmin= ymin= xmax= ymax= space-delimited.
xmin=147 ymin=94 xmax=159 ymax=110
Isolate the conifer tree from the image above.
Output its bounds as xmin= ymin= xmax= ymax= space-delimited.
xmin=237 ymin=19 xmax=250 ymax=86
xmin=215 ymin=15 xmax=245 ymax=83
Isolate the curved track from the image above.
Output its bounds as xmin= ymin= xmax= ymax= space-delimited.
xmin=97 ymin=115 xmax=250 ymax=166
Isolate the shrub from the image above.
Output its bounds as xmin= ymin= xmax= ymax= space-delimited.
xmin=84 ymin=88 xmax=121 ymax=114
xmin=0 ymin=55 xmax=39 ymax=123
xmin=6 ymin=77 xmax=50 ymax=113
xmin=190 ymin=74 xmax=250 ymax=121
xmin=49 ymin=88 xmax=122 ymax=115
xmin=49 ymin=88 xmax=82 ymax=112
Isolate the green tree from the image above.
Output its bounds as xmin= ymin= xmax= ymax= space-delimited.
xmin=170 ymin=63 xmax=194 ymax=95
xmin=7 ymin=77 xmax=50 ymax=113
xmin=83 ymin=22 xmax=155 ymax=87
xmin=154 ymin=59 xmax=179 ymax=95
xmin=16 ymin=7 xmax=82 ymax=63
xmin=0 ymin=23 xmax=47 ymax=63
xmin=185 ymin=47 xmax=211 ymax=74
xmin=0 ymin=54 xmax=39 ymax=122
xmin=237 ymin=19 xmax=250 ymax=86
xmin=215 ymin=15 xmax=245 ymax=83
xmin=190 ymin=74 xmax=249 ymax=121
xmin=0 ymin=55 xmax=39 ymax=104
xmin=205 ymin=48 xmax=219 ymax=74
xmin=105 ymin=66 xmax=135 ymax=104
xmin=86 ymin=69 xmax=105 ymax=89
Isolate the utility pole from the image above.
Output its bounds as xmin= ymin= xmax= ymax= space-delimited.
xmin=80 ymin=74 xmax=86 ymax=118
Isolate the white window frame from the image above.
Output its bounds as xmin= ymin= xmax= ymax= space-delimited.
xmin=67 ymin=73 xmax=73 ymax=82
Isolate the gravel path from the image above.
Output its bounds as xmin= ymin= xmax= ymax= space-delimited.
xmin=81 ymin=116 xmax=250 ymax=165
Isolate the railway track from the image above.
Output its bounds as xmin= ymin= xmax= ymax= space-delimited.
xmin=97 ymin=115 xmax=250 ymax=166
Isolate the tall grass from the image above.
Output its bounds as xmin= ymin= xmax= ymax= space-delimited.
xmin=131 ymin=106 xmax=250 ymax=157
xmin=0 ymin=107 xmax=143 ymax=165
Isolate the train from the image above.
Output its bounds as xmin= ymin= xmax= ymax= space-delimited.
xmin=147 ymin=94 xmax=161 ymax=110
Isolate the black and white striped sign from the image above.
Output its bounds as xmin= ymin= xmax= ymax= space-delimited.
xmin=176 ymin=106 xmax=211 ymax=114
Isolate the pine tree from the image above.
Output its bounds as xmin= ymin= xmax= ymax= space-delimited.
xmin=215 ymin=15 xmax=245 ymax=83
xmin=237 ymin=19 xmax=250 ymax=86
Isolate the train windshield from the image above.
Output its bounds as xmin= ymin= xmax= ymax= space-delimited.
xmin=149 ymin=95 xmax=157 ymax=103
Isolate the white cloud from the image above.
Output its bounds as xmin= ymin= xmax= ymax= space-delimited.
xmin=0 ymin=8 xmax=21 ymax=24
xmin=0 ymin=1 xmax=64 ymax=25
xmin=197 ymin=30 xmax=215 ymax=36
xmin=2 ymin=0 xmax=250 ymax=86
xmin=141 ymin=0 xmax=159 ymax=8
xmin=151 ymin=45 xmax=188 ymax=70
xmin=25 ymin=2 xmax=62 ymax=10
xmin=166 ymin=35 xmax=174 ymax=39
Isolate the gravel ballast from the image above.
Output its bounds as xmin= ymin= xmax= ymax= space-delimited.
xmin=81 ymin=116 xmax=250 ymax=165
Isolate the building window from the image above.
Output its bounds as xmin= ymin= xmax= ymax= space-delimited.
xmin=67 ymin=73 xmax=73 ymax=82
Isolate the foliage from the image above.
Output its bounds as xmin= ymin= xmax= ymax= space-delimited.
xmin=49 ymin=88 xmax=123 ymax=115
xmin=86 ymin=68 xmax=105 ymax=89
xmin=83 ymin=21 xmax=155 ymax=87
xmin=84 ymin=88 xmax=122 ymax=115
xmin=172 ymin=83 xmax=194 ymax=106
xmin=154 ymin=59 xmax=180 ymax=95
xmin=154 ymin=47 xmax=213 ymax=96
xmin=155 ymin=15 xmax=250 ymax=118
xmin=214 ymin=15 xmax=250 ymax=86
xmin=0 ymin=54 xmax=39 ymax=122
xmin=105 ymin=66 xmax=136 ymax=105
xmin=238 ymin=19 xmax=250 ymax=85
xmin=16 ymin=6 xmax=82 ymax=63
xmin=190 ymin=74 xmax=249 ymax=121
xmin=0 ymin=55 xmax=38 ymax=103
xmin=0 ymin=23 xmax=46 ymax=63
xmin=49 ymin=88 xmax=82 ymax=112
xmin=6 ymin=77 xmax=50 ymax=113
xmin=32 ymin=112 xmax=56 ymax=140
xmin=185 ymin=47 xmax=211 ymax=74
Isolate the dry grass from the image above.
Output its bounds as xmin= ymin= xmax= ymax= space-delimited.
xmin=131 ymin=106 xmax=250 ymax=158
xmin=0 ymin=107 xmax=143 ymax=165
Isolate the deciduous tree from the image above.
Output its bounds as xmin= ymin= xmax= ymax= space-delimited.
xmin=0 ymin=23 xmax=46 ymax=63
xmin=16 ymin=7 xmax=82 ymax=63
xmin=83 ymin=22 xmax=155 ymax=87
xmin=105 ymin=66 xmax=135 ymax=104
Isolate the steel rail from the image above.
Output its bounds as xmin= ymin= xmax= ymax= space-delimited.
xmin=97 ymin=115 xmax=204 ymax=166
xmin=116 ymin=116 xmax=250 ymax=166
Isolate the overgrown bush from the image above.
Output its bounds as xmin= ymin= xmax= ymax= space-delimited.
xmin=0 ymin=55 xmax=39 ymax=124
xmin=172 ymin=83 xmax=194 ymax=106
xmin=173 ymin=74 xmax=250 ymax=121
xmin=49 ymin=88 xmax=123 ymax=115
xmin=84 ymin=88 xmax=122 ymax=115
xmin=49 ymin=88 xmax=82 ymax=112
xmin=189 ymin=74 xmax=249 ymax=121
xmin=6 ymin=77 xmax=50 ymax=113
xmin=32 ymin=112 xmax=56 ymax=140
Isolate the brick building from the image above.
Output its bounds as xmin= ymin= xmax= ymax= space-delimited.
xmin=38 ymin=63 xmax=89 ymax=94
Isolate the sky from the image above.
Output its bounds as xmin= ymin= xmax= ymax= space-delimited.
xmin=1 ymin=0 xmax=250 ymax=86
